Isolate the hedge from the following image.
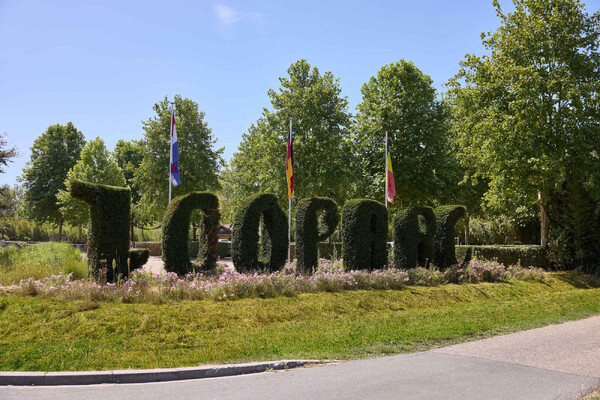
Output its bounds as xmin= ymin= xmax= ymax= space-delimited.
xmin=129 ymin=248 xmax=150 ymax=270
xmin=231 ymin=193 xmax=288 ymax=273
xmin=433 ymin=205 xmax=471 ymax=269
xmin=393 ymin=207 xmax=436 ymax=269
xmin=162 ymin=192 xmax=220 ymax=275
xmin=134 ymin=241 xmax=229 ymax=259
xmin=456 ymin=245 xmax=549 ymax=269
xmin=295 ymin=197 xmax=340 ymax=273
xmin=289 ymin=242 xmax=342 ymax=260
xmin=342 ymin=199 xmax=388 ymax=270
xmin=70 ymin=180 xmax=130 ymax=282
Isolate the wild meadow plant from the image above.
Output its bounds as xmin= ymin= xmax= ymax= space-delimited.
xmin=4 ymin=259 xmax=547 ymax=303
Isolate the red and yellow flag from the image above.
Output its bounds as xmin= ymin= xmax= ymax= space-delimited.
xmin=286 ymin=120 xmax=294 ymax=199
xmin=386 ymin=137 xmax=395 ymax=204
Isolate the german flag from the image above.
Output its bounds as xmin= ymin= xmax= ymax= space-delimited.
xmin=386 ymin=133 xmax=396 ymax=204
xmin=286 ymin=119 xmax=294 ymax=199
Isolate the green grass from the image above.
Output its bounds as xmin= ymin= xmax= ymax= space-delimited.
xmin=0 ymin=242 xmax=88 ymax=285
xmin=1 ymin=271 xmax=600 ymax=371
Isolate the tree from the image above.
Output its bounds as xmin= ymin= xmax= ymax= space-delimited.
xmin=225 ymin=60 xmax=353 ymax=215
xmin=20 ymin=122 xmax=85 ymax=241
xmin=134 ymin=95 xmax=224 ymax=223
xmin=57 ymin=137 xmax=126 ymax=229
xmin=0 ymin=133 xmax=17 ymax=174
xmin=352 ymin=60 xmax=457 ymax=207
xmin=114 ymin=139 xmax=146 ymax=237
xmin=446 ymin=0 xmax=600 ymax=247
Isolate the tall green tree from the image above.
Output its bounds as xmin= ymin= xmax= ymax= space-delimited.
xmin=352 ymin=60 xmax=457 ymax=207
xmin=446 ymin=0 xmax=600 ymax=247
xmin=57 ymin=137 xmax=126 ymax=228
xmin=20 ymin=122 xmax=85 ymax=241
xmin=114 ymin=139 xmax=146 ymax=238
xmin=225 ymin=59 xmax=352 ymax=216
xmin=134 ymin=95 xmax=224 ymax=224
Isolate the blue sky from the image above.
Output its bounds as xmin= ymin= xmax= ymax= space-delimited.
xmin=1 ymin=0 xmax=598 ymax=186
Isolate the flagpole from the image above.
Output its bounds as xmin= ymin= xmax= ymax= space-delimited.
xmin=385 ymin=130 xmax=388 ymax=209
xmin=288 ymin=118 xmax=293 ymax=263
xmin=168 ymin=102 xmax=175 ymax=204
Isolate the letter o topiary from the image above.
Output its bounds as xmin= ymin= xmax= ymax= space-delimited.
xmin=393 ymin=207 xmax=436 ymax=269
xmin=433 ymin=205 xmax=471 ymax=269
xmin=231 ymin=193 xmax=288 ymax=273
xmin=70 ymin=180 xmax=130 ymax=282
xmin=295 ymin=197 xmax=340 ymax=273
xmin=162 ymin=192 xmax=220 ymax=275
xmin=342 ymin=199 xmax=388 ymax=270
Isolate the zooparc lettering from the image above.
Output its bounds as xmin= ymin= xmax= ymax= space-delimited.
xmin=70 ymin=180 xmax=469 ymax=281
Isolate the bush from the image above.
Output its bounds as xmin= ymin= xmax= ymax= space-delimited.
xmin=393 ymin=207 xmax=436 ymax=269
xmin=433 ymin=205 xmax=471 ymax=269
xmin=162 ymin=192 xmax=220 ymax=275
xmin=457 ymin=245 xmax=549 ymax=269
xmin=342 ymin=199 xmax=388 ymax=270
xmin=70 ymin=180 xmax=130 ymax=282
xmin=133 ymin=242 xmax=161 ymax=256
xmin=295 ymin=197 xmax=340 ymax=273
xmin=128 ymin=248 xmax=150 ymax=271
xmin=231 ymin=193 xmax=288 ymax=273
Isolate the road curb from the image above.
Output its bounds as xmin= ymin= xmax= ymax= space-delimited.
xmin=0 ymin=359 xmax=322 ymax=386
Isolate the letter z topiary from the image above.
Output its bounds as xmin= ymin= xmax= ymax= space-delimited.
xmin=433 ymin=205 xmax=471 ymax=269
xmin=162 ymin=192 xmax=220 ymax=275
xmin=342 ymin=199 xmax=388 ymax=270
xmin=295 ymin=197 xmax=340 ymax=273
xmin=70 ymin=180 xmax=130 ymax=282
xmin=393 ymin=207 xmax=436 ymax=269
xmin=231 ymin=193 xmax=288 ymax=273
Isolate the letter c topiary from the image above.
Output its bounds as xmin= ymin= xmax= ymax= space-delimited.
xmin=295 ymin=197 xmax=340 ymax=273
xmin=342 ymin=199 xmax=388 ymax=270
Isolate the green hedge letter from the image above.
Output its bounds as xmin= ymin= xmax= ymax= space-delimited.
xmin=70 ymin=180 xmax=130 ymax=282
xmin=231 ymin=193 xmax=288 ymax=273
xmin=393 ymin=207 xmax=436 ymax=269
xmin=342 ymin=199 xmax=388 ymax=270
xmin=295 ymin=197 xmax=340 ymax=273
xmin=433 ymin=205 xmax=471 ymax=269
xmin=162 ymin=192 xmax=220 ymax=275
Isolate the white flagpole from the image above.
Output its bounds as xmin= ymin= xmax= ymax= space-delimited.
xmin=168 ymin=102 xmax=175 ymax=204
xmin=385 ymin=130 xmax=388 ymax=209
xmin=288 ymin=118 xmax=293 ymax=263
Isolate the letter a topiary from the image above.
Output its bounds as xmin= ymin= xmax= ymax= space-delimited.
xmin=393 ymin=207 xmax=436 ymax=269
xmin=70 ymin=180 xmax=130 ymax=282
xmin=342 ymin=199 xmax=388 ymax=270
xmin=295 ymin=197 xmax=340 ymax=273
xmin=162 ymin=192 xmax=220 ymax=275
xmin=433 ymin=205 xmax=471 ymax=269
xmin=231 ymin=193 xmax=288 ymax=273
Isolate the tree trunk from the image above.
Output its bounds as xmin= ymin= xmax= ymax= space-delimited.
xmin=58 ymin=214 xmax=63 ymax=243
xmin=464 ymin=213 xmax=470 ymax=245
xmin=539 ymin=191 xmax=548 ymax=248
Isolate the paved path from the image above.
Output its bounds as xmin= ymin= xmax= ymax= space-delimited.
xmin=2 ymin=316 xmax=599 ymax=399
xmin=143 ymin=256 xmax=234 ymax=275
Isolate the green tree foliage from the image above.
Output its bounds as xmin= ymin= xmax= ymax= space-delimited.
xmin=352 ymin=60 xmax=456 ymax=207
xmin=20 ymin=123 xmax=85 ymax=240
xmin=57 ymin=137 xmax=126 ymax=227
xmin=0 ymin=132 xmax=17 ymax=174
xmin=446 ymin=0 xmax=600 ymax=246
xmin=134 ymin=95 xmax=223 ymax=224
xmin=224 ymin=60 xmax=353 ymax=216
xmin=114 ymin=139 xmax=144 ymax=205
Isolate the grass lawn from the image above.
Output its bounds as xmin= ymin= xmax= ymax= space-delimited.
xmin=1 ymin=271 xmax=599 ymax=371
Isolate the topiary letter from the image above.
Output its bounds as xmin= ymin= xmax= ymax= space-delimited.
xmin=295 ymin=197 xmax=340 ymax=273
xmin=342 ymin=199 xmax=388 ymax=270
xmin=433 ymin=205 xmax=471 ymax=269
xmin=231 ymin=193 xmax=288 ymax=273
xmin=70 ymin=180 xmax=130 ymax=282
xmin=129 ymin=248 xmax=150 ymax=271
xmin=393 ymin=207 xmax=436 ymax=269
xmin=162 ymin=192 xmax=220 ymax=275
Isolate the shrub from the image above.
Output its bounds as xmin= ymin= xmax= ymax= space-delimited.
xmin=162 ymin=192 xmax=220 ymax=275
xmin=342 ymin=199 xmax=388 ymax=270
xmin=133 ymin=242 xmax=162 ymax=256
xmin=457 ymin=245 xmax=549 ymax=269
xmin=433 ymin=205 xmax=471 ymax=269
xmin=128 ymin=248 xmax=150 ymax=271
xmin=70 ymin=180 xmax=130 ymax=282
xmin=295 ymin=197 xmax=340 ymax=273
xmin=231 ymin=193 xmax=288 ymax=273
xmin=393 ymin=207 xmax=436 ymax=269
